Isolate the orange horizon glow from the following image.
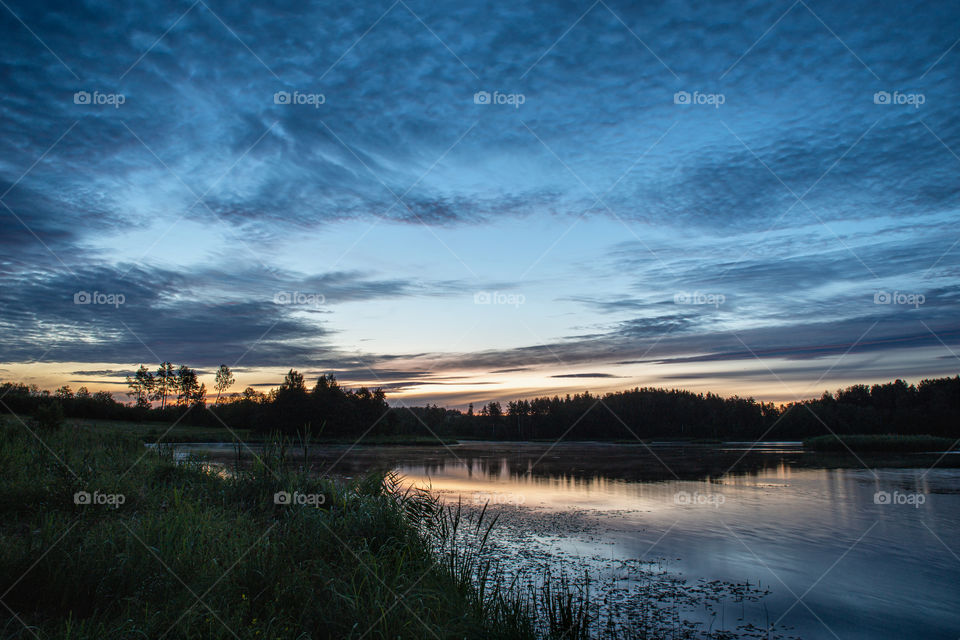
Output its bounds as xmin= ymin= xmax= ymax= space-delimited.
xmin=3 ymin=354 xmax=955 ymax=411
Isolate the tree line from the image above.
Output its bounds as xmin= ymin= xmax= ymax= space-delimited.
xmin=211 ymin=370 xmax=391 ymax=436
xmin=0 ymin=366 xmax=389 ymax=436
xmin=2 ymin=368 xmax=958 ymax=440
xmin=388 ymin=376 xmax=960 ymax=441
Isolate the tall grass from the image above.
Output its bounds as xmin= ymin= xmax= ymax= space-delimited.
xmin=0 ymin=419 xmax=538 ymax=639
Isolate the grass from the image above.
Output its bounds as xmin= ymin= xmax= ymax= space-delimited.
xmin=803 ymin=433 xmax=957 ymax=452
xmin=71 ymin=418 xmax=458 ymax=446
xmin=0 ymin=417 xmax=537 ymax=639
xmin=73 ymin=417 xmax=259 ymax=443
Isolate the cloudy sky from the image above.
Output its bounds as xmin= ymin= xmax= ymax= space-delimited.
xmin=1 ymin=0 xmax=958 ymax=405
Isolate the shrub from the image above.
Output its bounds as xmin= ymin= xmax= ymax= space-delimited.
xmin=31 ymin=400 xmax=65 ymax=430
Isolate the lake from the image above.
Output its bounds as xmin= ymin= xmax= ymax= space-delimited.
xmin=169 ymin=440 xmax=960 ymax=639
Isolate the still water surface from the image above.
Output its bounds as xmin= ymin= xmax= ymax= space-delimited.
xmin=395 ymin=443 xmax=960 ymax=639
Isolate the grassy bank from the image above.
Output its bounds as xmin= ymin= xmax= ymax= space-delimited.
xmin=803 ymin=433 xmax=957 ymax=452
xmin=70 ymin=418 xmax=458 ymax=446
xmin=0 ymin=419 xmax=534 ymax=639
xmin=75 ymin=417 xmax=258 ymax=443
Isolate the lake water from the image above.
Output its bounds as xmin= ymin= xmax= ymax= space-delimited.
xmin=172 ymin=440 xmax=960 ymax=639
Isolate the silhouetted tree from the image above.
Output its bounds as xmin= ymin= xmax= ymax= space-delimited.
xmin=214 ymin=364 xmax=235 ymax=404
xmin=126 ymin=365 xmax=155 ymax=409
xmin=280 ymin=369 xmax=307 ymax=394
xmin=176 ymin=366 xmax=200 ymax=406
xmin=154 ymin=362 xmax=175 ymax=409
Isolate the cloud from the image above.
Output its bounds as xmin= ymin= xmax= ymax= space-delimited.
xmin=551 ymin=373 xmax=623 ymax=378
xmin=0 ymin=263 xmax=471 ymax=367
xmin=70 ymin=370 xmax=130 ymax=378
xmin=1 ymin=0 xmax=958 ymax=403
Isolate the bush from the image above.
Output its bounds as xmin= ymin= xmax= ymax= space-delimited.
xmin=31 ymin=400 xmax=64 ymax=430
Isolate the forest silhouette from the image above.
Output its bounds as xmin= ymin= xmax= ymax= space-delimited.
xmin=3 ymin=367 xmax=958 ymax=441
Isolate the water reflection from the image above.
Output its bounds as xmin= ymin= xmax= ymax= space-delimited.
xmin=390 ymin=451 xmax=960 ymax=640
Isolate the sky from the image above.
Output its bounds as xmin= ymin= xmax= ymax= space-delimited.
xmin=1 ymin=0 xmax=958 ymax=407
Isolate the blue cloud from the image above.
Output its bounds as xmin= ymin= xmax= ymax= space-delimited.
xmin=0 ymin=0 xmax=958 ymax=399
